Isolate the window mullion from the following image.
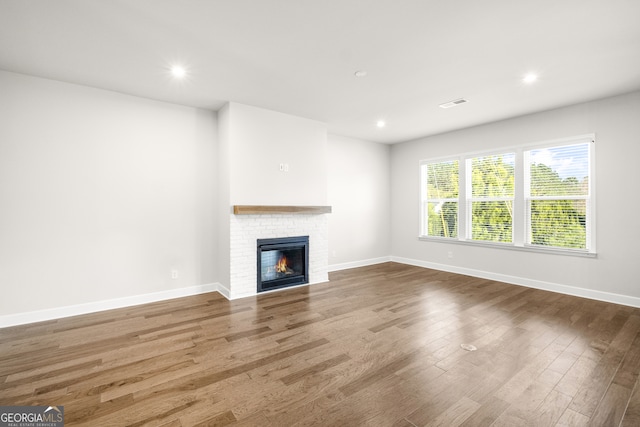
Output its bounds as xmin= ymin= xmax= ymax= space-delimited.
xmin=461 ymin=156 xmax=471 ymax=240
xmin=513 ymin=148 xmax=525 ymax=246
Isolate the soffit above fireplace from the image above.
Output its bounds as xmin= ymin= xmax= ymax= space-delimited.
xmin=233 ymin=205 xmax=332 ymax=215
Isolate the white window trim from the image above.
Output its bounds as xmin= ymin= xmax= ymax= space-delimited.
xmin=419 ymin=134 xmax=596 ymax=257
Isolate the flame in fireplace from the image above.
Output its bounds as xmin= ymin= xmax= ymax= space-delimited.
xmin=276 ymin=255 xmax=288 ymax=273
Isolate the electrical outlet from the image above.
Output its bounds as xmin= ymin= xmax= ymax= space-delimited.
xmin=447 ymin=251 xmax=454 ymax=259
xmin=171 ymin=269 xmax=179 ymax=279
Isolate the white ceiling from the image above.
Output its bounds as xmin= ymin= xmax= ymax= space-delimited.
xmin=1 ymin=0 xmax=639 ymax=144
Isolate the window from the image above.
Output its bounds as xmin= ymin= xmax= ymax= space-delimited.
xmin=421 ymin=159 xmax=459 ymax=238
xmin=525 ymin=143 xmax=591 ymax=250
xmin=468 ymin=153 xmax=515 ymax=243
xmin=419 ymin=135 xmax=595 ymax=255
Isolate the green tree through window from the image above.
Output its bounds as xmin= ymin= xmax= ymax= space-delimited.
xmin=423 ymin=160 xmax=458 ymax=238
xmin=469 ymin=154 xmax=515 ymax=243
xmin=527 ymin=144 xmax=589 ymax=249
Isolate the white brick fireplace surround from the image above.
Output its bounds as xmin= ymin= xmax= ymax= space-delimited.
xmin=222 ymin=212 xmax=329 ymax=299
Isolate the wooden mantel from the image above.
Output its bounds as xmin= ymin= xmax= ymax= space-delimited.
xmin=233 ymin=205 xmax=332 ymax=215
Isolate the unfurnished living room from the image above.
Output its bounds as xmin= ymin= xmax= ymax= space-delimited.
xmin=1 ymin=1 xmax=640 ymax=426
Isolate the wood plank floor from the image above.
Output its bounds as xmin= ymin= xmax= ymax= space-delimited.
xmin=2 ymin=262 xmax=640 ymax=426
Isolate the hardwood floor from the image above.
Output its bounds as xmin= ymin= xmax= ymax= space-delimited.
xmin=2 ymin=262 xmax=640 ymax=426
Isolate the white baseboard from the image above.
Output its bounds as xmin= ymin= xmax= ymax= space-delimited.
xmin=0 ymin=283 xmax=221 ymax=328
xmin=217 ymin=282 xmax=231 ymax=300
xmin=328 ymin=256 xmax=392 ymax=272
xmin=5 ymin=255 xmax=638 ymax=327
xmin=391 ymin=256 xmax=640 ymax=308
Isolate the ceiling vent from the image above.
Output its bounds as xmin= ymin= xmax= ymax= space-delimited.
xmin=439 ymin=98 xmax=468 ymax=109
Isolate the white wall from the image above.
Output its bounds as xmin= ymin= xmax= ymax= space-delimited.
xmin=328 ymin=134 xmax=391 ymax=269
xmin=0 ymin=71 xmax=218 ymax=319
xmin=226 ymin=102 xmax=328 ymax=206
xmin=4 ymin=68 xmax=638 ymax=324
xmin=391 ymin=91 xmax=640 ymax=304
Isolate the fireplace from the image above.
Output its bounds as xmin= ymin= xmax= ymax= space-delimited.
xmin=257 ymin=236 xmax=309 ymax=293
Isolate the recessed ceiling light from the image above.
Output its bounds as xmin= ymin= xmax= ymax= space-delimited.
xmin=376 ymin=120 xmax=386 ymax=128
xmin=354 ymin=70 xmax=368 ymax=78
xmin=171 ymin=65 xmax=187 ymax=79
xmin=523 ymin=73 xmax=538 ymax=84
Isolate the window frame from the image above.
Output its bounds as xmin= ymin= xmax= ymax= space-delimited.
xmin=418 ymin=134 xmax=596 ymax=257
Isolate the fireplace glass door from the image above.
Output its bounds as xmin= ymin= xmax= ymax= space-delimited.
xmin=257 ymin=236 xmax=309 ymax=292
